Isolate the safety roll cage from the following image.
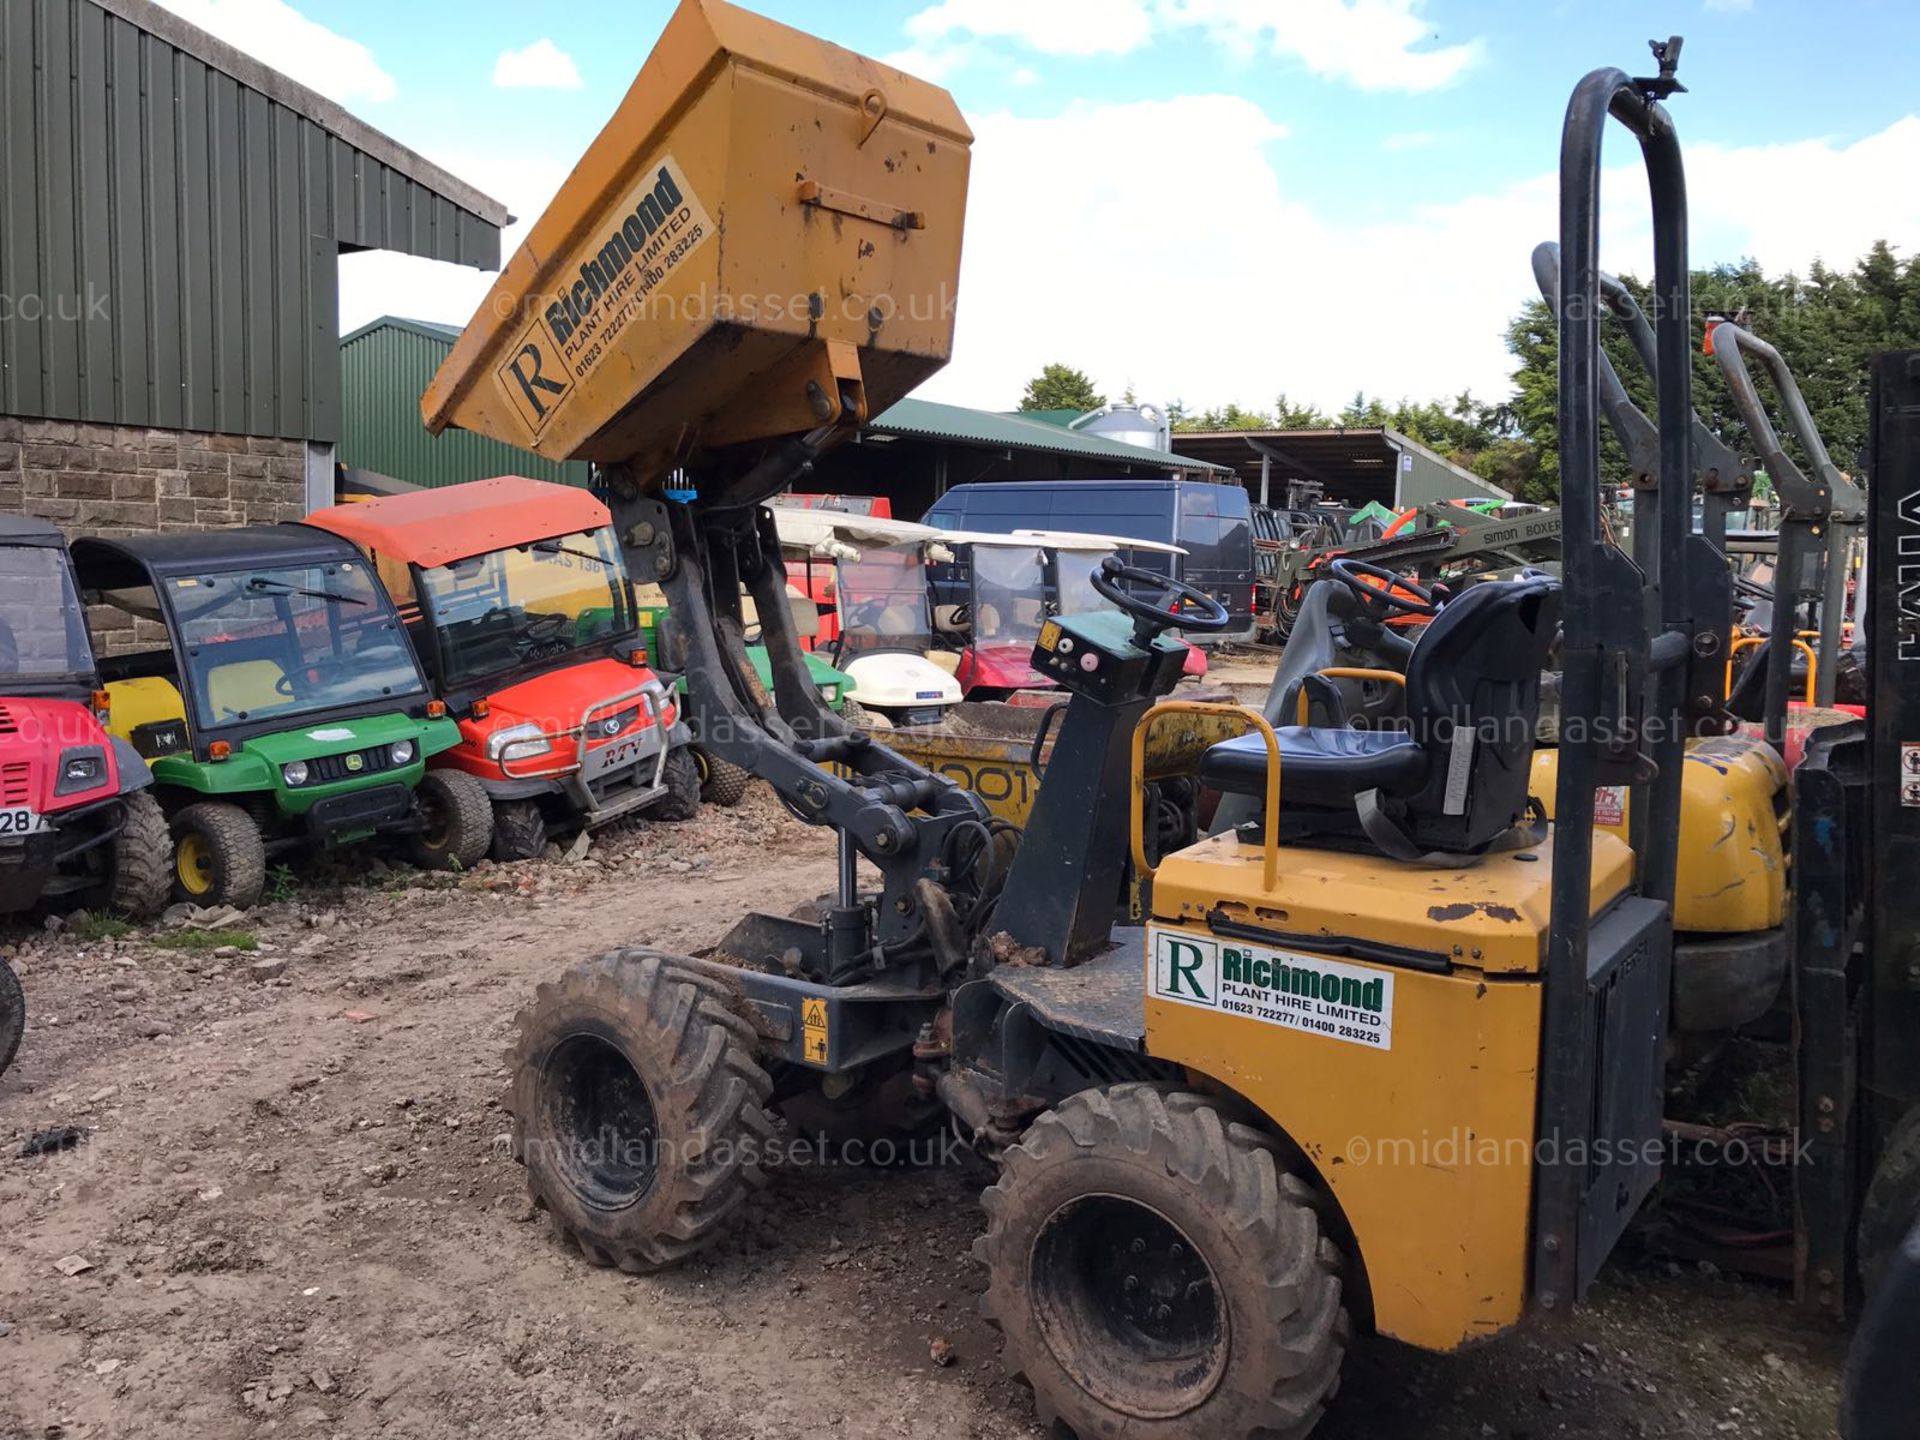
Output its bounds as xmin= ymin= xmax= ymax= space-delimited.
xmin=1709 ymin=321 xmax=1867 ymax=731
xmin=1535 ymin=38 xmax=1733 ymax=1314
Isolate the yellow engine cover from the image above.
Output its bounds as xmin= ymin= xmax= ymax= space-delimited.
xmin=1530 ymin=734 xmax=1787 ymax=933
xmin=1144 ymin=827 xmax=1635 ymax=1354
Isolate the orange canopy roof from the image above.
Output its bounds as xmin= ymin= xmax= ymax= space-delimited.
xmin=305 ymin=477 xmax=612 ymax=569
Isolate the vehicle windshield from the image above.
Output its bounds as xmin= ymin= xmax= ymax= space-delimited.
xmin=0 ymin=544 xmax=94 ymax=682
xmin=969 ymin=544 xmax=1048 ymax=647
xmin=1055 ymin=548 xmax=1118 ymax=617
xmin=166 ymin=559 xmax=423 ymax=729
xmin=836 ymin=542 xmax=932 ymax=658
xmin=418 ymin=526 xmax=635 ymax=688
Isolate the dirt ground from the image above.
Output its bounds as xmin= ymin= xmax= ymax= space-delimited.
xmin=0 ymin=788 xmax=1850 ymax=1440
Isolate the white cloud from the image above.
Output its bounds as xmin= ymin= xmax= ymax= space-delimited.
xmin=1155 ymin=0 xmax=1481 ymax=91
xmin=1382 ymin=130 xmax=1435 ymax=151
xmin=906 ymin=0 xmax=1154 ymax=56
xmin=492 ymin=38 xmax=584 ymax=91
xmin=899 ymin=0 xmax=1481 ymax=93
xmin=901 ymin=98 xmax=1920 ymax=417
xmin=153 ymin=0 xmax=395 ymax=106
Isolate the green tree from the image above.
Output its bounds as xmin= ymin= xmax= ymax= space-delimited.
xmin=1501 ymin=241 xmax=1920 ymax=502
xmin=1018 ymin=363 xmax=1105 ymax=413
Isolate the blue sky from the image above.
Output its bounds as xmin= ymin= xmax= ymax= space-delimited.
xmin=160 ymin=0 xmax=1920 ymax=413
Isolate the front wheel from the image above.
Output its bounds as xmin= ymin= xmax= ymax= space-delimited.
xmin=0 ymin=958 xmax=23 ymax=1080
xmin=409 ymin=769 xmax=494 ymax=871
xmin=645 ymin=748 xmax=702 ymax=822
xmin=690 ymin=747 xmax=751 ymax=807
xmin=87 ymin=789 xmax=172 ymax=918
xmin=171 ymin=801 xmax=268 ymax=909
xmin=978 ymin=1084 xmax=1349 ymax=1439
xmin=505 ymin=949 xmax=774 ymax=1271
xmin=489 ymin=798 xmax=549 ymax=863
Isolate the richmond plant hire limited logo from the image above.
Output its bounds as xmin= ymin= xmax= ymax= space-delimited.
xmin=1150 ymin=928 xmax=1395 ymax=1051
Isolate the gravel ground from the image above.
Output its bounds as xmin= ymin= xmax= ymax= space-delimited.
xmin=0 ymin=786 xmax=1848 ymax=1439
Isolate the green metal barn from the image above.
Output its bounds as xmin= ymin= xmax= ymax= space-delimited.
xmin=339 ymin=316 xmax=590 ymax=490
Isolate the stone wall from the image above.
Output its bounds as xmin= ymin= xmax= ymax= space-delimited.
xmin=0 ymin=415 xmax=307 ymax=537
xmin=0 ymin=415 xmax=309 ymax=655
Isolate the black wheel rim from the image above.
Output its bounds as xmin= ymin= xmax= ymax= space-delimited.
xmin=539 ymin=1029 xmax=661 ymax=1211
xmin=1029 ymin=1193 xmax=1227 ymax=1419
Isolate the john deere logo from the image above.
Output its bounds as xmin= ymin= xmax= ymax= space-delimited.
xmin=1149 ymin=927 xmax=1395 ymax=1051
xmin=343 ymin=753 xmax=364 ymax=773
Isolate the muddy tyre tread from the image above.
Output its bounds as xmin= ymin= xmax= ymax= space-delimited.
xmin=647 ymin=748 xmax=702 ymax=822
xmin=103 ymin=790 xmax=173 ymax=918
xmin=0 ymin=958 xmax=22 ymax=1080
xmin=977 ymin=1082 xmax=1349 ymax=1440
xmin=488 ymin=798 xmax=549 ymax=863
xmin=506 ymin=949 xmax=773 ymax=1273
xmin=693 ymin=748 xmax=751 ymax=807
xmin=410 ymin=769 xmax=494 ymax=871
xmin=170 ymin=801 xmax=267 ymax=910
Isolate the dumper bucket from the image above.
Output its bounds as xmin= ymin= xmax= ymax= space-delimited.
xmin=421 ymin=0 xmax=972 ymax=479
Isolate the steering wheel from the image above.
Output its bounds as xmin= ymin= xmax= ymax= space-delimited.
xmin=516 ymin=612 xmax=568 ymax=642
xmin=1329 ymin=556 xmax=1441 ymax=618
xmin=1089 ymin=556 xmax=1232 ymax=647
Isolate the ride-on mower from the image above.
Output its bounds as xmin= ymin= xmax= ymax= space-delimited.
xmin=306 ymin=477 xmax=702 ymax=859
xmin=72 ymin=526 xmax=491 ymax=908
xmin=423 ymin=6 xmax=1720 ymax=1433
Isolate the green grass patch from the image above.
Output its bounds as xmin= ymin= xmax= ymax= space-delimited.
xmin=149 ymin=927 xmax=258 ymax=953
xmin=70 ymin=915 xmax=134 ymax=941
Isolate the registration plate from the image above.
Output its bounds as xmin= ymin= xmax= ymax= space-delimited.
xmin=0 ymin=806 xmax=50 ymax=836
xmin=583 ymin=733 xmax=653 ymax=780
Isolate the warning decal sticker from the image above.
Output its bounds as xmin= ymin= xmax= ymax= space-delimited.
xmin=1148 ymin=926 xmax=1394 ymax=1051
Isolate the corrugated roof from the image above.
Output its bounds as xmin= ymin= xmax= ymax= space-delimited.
xmin=870 ymin=398 xmax=1228 ymax=475
xmin=341 ymin=316 xmax=465 ymax=348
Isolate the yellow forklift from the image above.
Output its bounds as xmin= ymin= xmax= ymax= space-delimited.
xmin=423 ymin=10 xmax=1797 ymax=1433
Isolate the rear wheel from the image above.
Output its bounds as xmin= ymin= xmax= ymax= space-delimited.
xmin=409 ymin=770 xmax=493 ymax=871
xmin=171 ymin=802 xmax=267 ymax=910
xmin=978 ymin=1084 xmax=1348 ymax=1439
xmin=84 ymin=789 xmax=172 ymax=918
xmin=489 ymin=798 xmax=549 ymax=863
xmin=505 ymin=949 xmax=774 ymax=1271
xmin=646 ymin=748 xmax=701 ymax=822
xmin=690 ymin=747 xmax=751 ymax=807
xmin=0 ymin=958 xmax=23 ymax=1080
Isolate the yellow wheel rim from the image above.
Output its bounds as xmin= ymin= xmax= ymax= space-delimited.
xmin=692 ymin=750 xmax=710 ymax=785
xmin=175 ymin=833 xmax=214 ymax=896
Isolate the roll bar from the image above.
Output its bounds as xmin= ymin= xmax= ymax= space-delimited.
xmin=1709 ymin=320 xmax=1866 ymax=725
xmin=1530 ymin=241 xmax=1751 ymax=547
xmin=1535 ymin=36 xmax=1731 ymax=1317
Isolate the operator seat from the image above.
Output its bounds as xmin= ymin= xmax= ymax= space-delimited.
xmin=1202 ymin=576 xmax=1561 ymax=861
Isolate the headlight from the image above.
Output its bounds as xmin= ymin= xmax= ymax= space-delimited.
xmin=485 ymin=723 xmax=552 ymax=764
xmin=389 ymin=740 xmax=415 ymax=765
xmin=55 ymin=748 xmax=105 ymax=794
xmin=282 ymin=760 xmax=309 ymax=787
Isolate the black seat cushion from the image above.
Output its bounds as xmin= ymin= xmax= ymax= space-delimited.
xmin=1201 ymin=726 xmax=1427 ymax=808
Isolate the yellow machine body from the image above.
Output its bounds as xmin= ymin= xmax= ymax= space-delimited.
xmin=1531 ymin=733 xmax=1787 ymax=933
xmin=1143 ymin=827 xmax=1636 ymax=1352
xmin=421 ymin=0 xmax=972 ymax=475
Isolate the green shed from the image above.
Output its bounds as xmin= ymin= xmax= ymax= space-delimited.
xmin=339 ymin=316 xmax=591 ymax=489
